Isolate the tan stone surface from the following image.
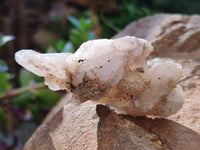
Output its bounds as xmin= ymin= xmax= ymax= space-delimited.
xmin=24 ymin=100 xmax=98 ymax=150
xmin=24 ymin=99 xmax=200 ymax=150
xmin=167 ymin=52 xmax=200 ymax=134
xmin=114 ymin=14 xmax=200 ymax=56
xmin=24 ymin=14 xmax=200 ymax=150
xmin=97 ymin=105 xmax=200 ymax=150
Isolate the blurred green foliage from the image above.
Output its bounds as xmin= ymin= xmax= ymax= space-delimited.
xmin=0 ymin=15 xmax=96 ymax=135
xmin=99 ymin=0 xmax=200 ymax=38
xmin=0 ymin=108 xmax=8 ymax=134
xmin=0 ymin=36 xmax=61 ymax=135
xmin=68 ymin=16 xmax=96 ymax=49
xmin=48 ymin=15 xmax=96 ymax=53
xmin=100 ymin=0 xmax=155 ymax=38
xmin=0 ymin=60 xmax=13 ymax=93
xmin=0 ymin=36 xmax=14 ymax=134
xmin=13 ymin=69 xmax=61 ymax=123
xmin=147 ymin=0 xmax=200 ymax=14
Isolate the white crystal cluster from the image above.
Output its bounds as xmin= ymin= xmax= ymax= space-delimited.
xmin=15 ymin=36 xmax=185 ymax=117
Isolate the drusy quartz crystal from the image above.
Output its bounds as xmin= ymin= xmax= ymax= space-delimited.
xmin=15 ymin=36 xmax=185 ymax=117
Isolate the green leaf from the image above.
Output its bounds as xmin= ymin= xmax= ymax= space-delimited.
xmin=33 ymin=89 xmax=61 ymax=109
xmin=13 ymin=92 xmax=32 ymax=108
xmin=68 ymin=16 xmax=82 ymax=30
xmin=0 ymin=72 xmax=12 ymax=93
xmin=80 ymin=18 xmax=87 ymax=31
xmin=0 ymin=107 xmax=8 ymax=134
xmin=28 ymin=103 xmax=43 ymax=124
xmin=56 ymin=40 xmax=66 ymax=52
xmin=70 ymin=38 xmax=82 ymax=49
xmin=0 ymin=60 xmax=8 ymax=72
xmin=87 ymin=32 xmax=96 ymax=40
xmin=19 ymin=69 xmax=35 ymax=87
xmin=71 ymin=30 xmax=82 ymax=39
xmin=0 ymin=35 xmax=15 ymax=47
xmin=33 ymin=74 xmax=43 ymax=83
xmin=82 ymin=19 xmax=94 ymax=32
xmin=62 ymin=42 xmax=74 ymax=53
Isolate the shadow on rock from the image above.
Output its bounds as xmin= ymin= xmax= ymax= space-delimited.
xmin=23 ymin=108 xmax=63 ymax=150
xmin=96 ymin=104 xmax=200 ymax=150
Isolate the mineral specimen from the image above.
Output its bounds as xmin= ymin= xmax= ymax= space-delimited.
xmin=15 ymin=36 xmax=185 ymax=117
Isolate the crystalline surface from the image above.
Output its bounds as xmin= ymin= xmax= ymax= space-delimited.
xmin=15 ymin=36 xmax=185 ymax=117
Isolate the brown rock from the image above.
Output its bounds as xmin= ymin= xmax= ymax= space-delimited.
xmin=97 ymin=105 xmax=200 ymax=150
xmin=24 ymin=100 xmax=98 ymax=150
xmin=24 ymin=100 xmax=200 ymax=150
xmin=114 ymin=14 xmax=200 ymax=56
xmin=24 ymin=14 xmax=200 ymax=150
xmin=168 ymin=51 xmax=200 ymax=134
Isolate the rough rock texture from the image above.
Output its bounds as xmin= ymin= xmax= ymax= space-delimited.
xmin=114 ymin=14 xmax=200 ymax=56
xmin=24 ymin=96 xmax=98 ymax=150
xmin=24 ymin=14 xmax=200 ymax=150
xmin=24 ymin=96 xmax=200 ymax=150
xmin=97 ymin=105 xmax=200 ymax=150
xmin=167 ymin=52 xmax=200 ymax=134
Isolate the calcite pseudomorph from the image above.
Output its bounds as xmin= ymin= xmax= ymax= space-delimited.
xmin=15 ymin=36 xmax=185 ymax=117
